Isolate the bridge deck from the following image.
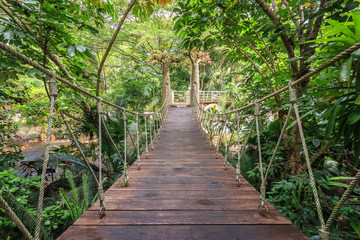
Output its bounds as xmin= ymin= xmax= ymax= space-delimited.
xmin=58 ymin=107 xmax=308 ymax=240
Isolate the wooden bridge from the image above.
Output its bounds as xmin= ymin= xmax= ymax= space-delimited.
xmin=58 ymin=107 xmax=307 ymax=240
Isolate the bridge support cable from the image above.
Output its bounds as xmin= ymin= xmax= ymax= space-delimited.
xmin=254 ymin=102 xmax=268 ymax=216
xmin=0 ymin=195 xmax=34 ymax=240
xmin=59 ymin=110 xmax=100 ymax=188
xmin=144 ymin=115 xmax=149 ymax=158
xmin=191 ymin=83 xmax=335 ymax=238
xmin=34 ymin=74 xmax=57 ymax=240
xmin=136 ymin=114 xmax=141 ymax=170
xmin=97 ymin=99 xmax=106 ymax=219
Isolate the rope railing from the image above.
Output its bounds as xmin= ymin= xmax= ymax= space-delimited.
xmin=191 ymin=41 xmax=360 ymax=240
xmin=2 ymin=38 xmax=360 ymax=240
xmin=0 ymin=40 xmax=171 ymax=240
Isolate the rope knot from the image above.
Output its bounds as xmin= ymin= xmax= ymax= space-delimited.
xmin=254 ymin=102 xmax=260 ymax=116
xmin=48 ymin=72 xmax=57 ymax=98
xmin=97 ymin=98 xmax=102 ymax=114
xmin=288 ymin=82 xmax=297 ymax=103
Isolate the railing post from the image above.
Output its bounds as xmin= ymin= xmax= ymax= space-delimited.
xmin=122 ymin=110 xmax=129 ymax=186
xmin=97 ymin=98 xmax=105 ymax=218
xmin=145 ymin=115 xmax=149 ymax=158
xmin=136 ymin=113 xmax=141 ymax=170
xmin=236 ymin=111 xmax=241 ymax=186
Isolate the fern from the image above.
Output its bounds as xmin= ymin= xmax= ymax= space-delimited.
xmin=59 ymin=171 xmax=91 ymax=223
xmin=1 ymin=189 xmax=52 ymax=240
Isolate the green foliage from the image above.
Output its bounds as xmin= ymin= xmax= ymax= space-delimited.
xmin=59 ymin=171 xmax=91 ymax=223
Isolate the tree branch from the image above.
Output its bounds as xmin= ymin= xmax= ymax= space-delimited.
xmin=96 ymin=0 xmax=137 ymax=96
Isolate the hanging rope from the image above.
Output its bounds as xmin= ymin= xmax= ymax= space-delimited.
xmin=236 ymin=111 xmax=241 ymax=186
xmin=144 ymin=115 xmax=149 ymax=158
xmin=101 ymin=117 xmax=128 ymax=184
xmin=291 ymin=85 xmax=325 ymax=228
xmin=254 ymin=102 xmax=268 ymax=216
xmin=35 ymin=73 xmax=57 ymax=240
xmin=223 ymin=117 xmax=228 ymax=170
xmin=122 ymin=110 xmax=129 ymax=186
xmin=59 ymin=111 xmax=99 ymax=186
xmin=0 ymin=194 xmax=34 ymax=240
xmin=136 ymin=114 xmax=141 ymax=170
xmin=97 ymin=99 xmax=105 ymax=219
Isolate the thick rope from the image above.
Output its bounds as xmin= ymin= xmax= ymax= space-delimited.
xmin=144 ymin=115 xmax=149 ymax=158
xmin=60 ymin=110 xmax=99 ymax=186
xmin=264 ymin=104 xmax=293 ymax=182
xmin=321 ymin=169 xmax=360 ymax=239
xmin=97 ymin=99 xmax=105 ymax=218
xmin=223 ymin=117 xmax=228 ymax=169
xmin=101 ymin=117 xmax=128 ymax=184
xmin=123 ymin=110 xmax=128 ymax=186
xmin=236 ymin=111 xmax=242 ymax=185
xmin=136 ymin=114 xmax=141 ymax=170
xmin=150 ymin=115 xmax=154 ymax=150
xmin=254 ymin=102 xmax=268 ymax=216
xmin=35 ymin=74 xmax=57 ymax=240
xmin=217 ymin=41 xmax=360 ymax=115
xmin=291 ymin=85 xmax=325 ymax=228
xmin=0 ymin=194 xmax=34 ymax=240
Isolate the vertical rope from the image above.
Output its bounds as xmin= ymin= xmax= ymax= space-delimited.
xmin=35 ymin=74 xmax=57 ymax=240
xmin=254 ymin=102 xmax=268 ymax=216
xmin=123 ymin=110 xmax=128 ymax=186
xmin=216 ymin=115 xmax=221 ymax=159
xmin=150 ymin=114 xmax=154 ymax=150
xmin=223 ymin=117 xmax=228 ymax=170
xmin=264 ymin=104 xmax=293 ymax=182
xmin=97 ymin=99 xmax=105 ymax=218
xmin=136 ymin=114 xmax=141 ymax=170
xmin=101 ymin=117 xmax=128 ymax=185
xmin=322 ymin=169 xmax=360 ymax=239
xmin=145 ymin=115 xmax=149 ymax=158
xmin=0 ymin=195 xmax=34 ymax=240
xmin=293 ymin=97 xmax=325 ymax=227
xmin=60 ymin=111 xmax=99 ymax=186
xmin=236 ymin=111 xmax=241 ymax=186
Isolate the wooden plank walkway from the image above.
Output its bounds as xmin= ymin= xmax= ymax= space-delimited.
xmin=58 ymin=107 xmax=308 ymax=240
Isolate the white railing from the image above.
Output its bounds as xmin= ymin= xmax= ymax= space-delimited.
xmin=199 ymin=91 xmax=227 ymax=102
xmin=171 ymin=90 xmax=227 ymax=104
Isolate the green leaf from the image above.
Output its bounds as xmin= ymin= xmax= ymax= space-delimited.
xmin=311 ymin=36 xmax=357 ymax=46
xmin=325 ymin=97 xmax=343 ymax=138
xmin=75 ymin=45 xmax=86 ymax=53
xmin=312 ymin=139 xmax=321 ymax=147
xmin=325 ymin=181 xmax=350 ymax=188
xmin=327 ymin=19 xmax=356 ymax=40
xmin=67 ymin=45 xmax=75 ymax=58
xmin=356 ymin=61 xmax=360 ymax=93
xmin=3 ymin=30 xmax=13 ymax=40
xmin=347 ymin=110 xmax=360 ymax=124
xmin=339 ymin=57 xmax=352 ymax=82
xmin=327 ymin=176 xmax=355 ymax=181
xmin=356 ymin=95 xmax=360 ymax=105
xmin=350 ymin=223 xmax=360 ymax=237
xmin=286 ymin=109 xmax=316 ymax=130
xmin=353 ymin=12 xmax=360 ymax=41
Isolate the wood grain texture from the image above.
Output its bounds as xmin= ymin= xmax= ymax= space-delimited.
xmin=58 ymin=107 xmax=308 ymax=240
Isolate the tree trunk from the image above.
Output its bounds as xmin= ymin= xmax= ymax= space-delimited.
xmin=190 ymin=59 xmax=200 ymax=106
xmin=162 ymin=61 xmax=171 ymax=103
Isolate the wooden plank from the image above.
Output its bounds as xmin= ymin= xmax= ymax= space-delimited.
xmin=103 ymin=189 xmax=261 ymax=200
xmin=110 ymin=183 xmax=252 ymax=190
xmin=90 ymin=199 xmax=277 ymax=211
xmin=74 ymin=210 xmax=291 ymax=225
xmin=59 ymin=225 xmax=308 ymax=240
xmin=58 ymin=107 xmax=307 ymax=240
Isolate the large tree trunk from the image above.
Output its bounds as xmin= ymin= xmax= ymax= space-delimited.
xmin=190 ymin=59 xmax=200 ymax=106
xmin=162 ymin=61 xmax=171 ymax=103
